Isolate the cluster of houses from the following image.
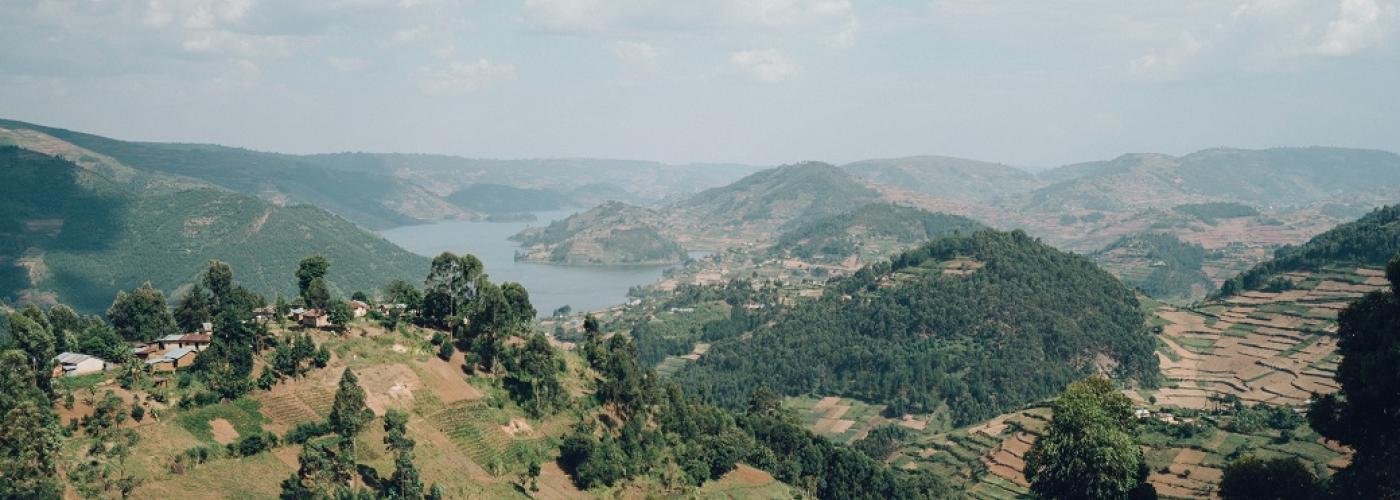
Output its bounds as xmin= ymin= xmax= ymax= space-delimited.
xmin=49 ymin=300 xmax=387 ymax=379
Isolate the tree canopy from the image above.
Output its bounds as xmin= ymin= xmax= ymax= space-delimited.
xmin=1024 ymin=377 xmax=1153 ymax=500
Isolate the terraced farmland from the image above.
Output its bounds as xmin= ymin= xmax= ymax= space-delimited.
xmin=1145 ymin=266 xmax=1384 ymax=410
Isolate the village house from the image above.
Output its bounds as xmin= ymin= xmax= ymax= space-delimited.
xmin=349 ymin=300 xmax=370 ymax=318
xmin=301 ymin=309 xmax=330 ymax=328
xmin=146 ymin=346 xmax=198 ymax=371
xmin=156 ymin=334 xmax=186 ymax=350
xmin=52 ymin=352 xmax=109 ymax=377
xmin=290 ymin=307 xmax=308 ymax=321
xmin=178 ymin=333 xmax=212 ymax=351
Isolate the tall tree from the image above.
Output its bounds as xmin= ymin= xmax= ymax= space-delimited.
xmin=505 ymin=333 xmax=567 ymax=417
xmin=0 ymin=350 xmax=62 ymax=499
xmin=44 ymin=304 xmax=85 ymax=353
xmin=424 ymin=252 xmax=485 ymax=324
xmin=1024 ymin=377 xmax=1153 ymax=500
xmin=106 ymin=282 xmax=178 ymax=342
xmin=194 ymin=308 xmax=256 ymax=400
xmin=329 ymin=369 xmax=373 ymax=438
xmin=501 ymin=282 xmax=536 ymax=326
xmin=296 ymin=255 xmax=331 ymax=296
xmin=202 ymin=260 xmax=235 ymax=306
xmin=8 ymin=313 xmax=55 ymax=396
xmin=173 ymin=283 xmax=215 ymax=333
xmin=1307 ymin=254 xmax=1400 ymax=497
xmin=381 ymin=409 xmax=425 ymax=499
xmin=303 ymin=277 xmax=332 ymax=311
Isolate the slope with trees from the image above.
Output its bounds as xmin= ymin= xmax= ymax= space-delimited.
xmin=842 ymin=155 xmax=1041 ymax=203
xmin=770 ymin=203 xmax=985 ymax=263
xmin=0 ymin=146 xmax=428 ymax=312
xmin=1220 ymin=204 xmax=1400 ymax=296
xmin=677 ymin=229 xmax=1160 ymax=425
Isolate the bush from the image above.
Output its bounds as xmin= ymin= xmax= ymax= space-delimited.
xmin=230 ymin=432 xmax=279 ymax=457
xmin=131 ymin=404 xmax=146 ymax=422
xmin=283 ymin=421 xmax=331 ymax=445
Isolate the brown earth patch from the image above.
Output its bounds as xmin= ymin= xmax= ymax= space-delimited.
xmin=209 ymin=418 xmax=239 ymax=445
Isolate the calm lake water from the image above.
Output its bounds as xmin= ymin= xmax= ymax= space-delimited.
xmin=379 ymin=210 xmax=675 ymax=316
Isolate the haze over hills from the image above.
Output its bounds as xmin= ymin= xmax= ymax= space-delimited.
xmin=510 ymin=201 xmax=686 ymax=266
xmin=841 ymin=156 xmax=1039 ymax=204
xmin=667 ymin=162 xmax=884 ymax=247
xmin=0 ymin=146 xmax=428 ymax=312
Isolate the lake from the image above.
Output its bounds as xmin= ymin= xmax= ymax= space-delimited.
xmin=379 ymin=210 xmax=677 ymax=316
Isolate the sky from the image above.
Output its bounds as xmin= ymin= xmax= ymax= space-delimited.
xmin=1 ymin=0 xmax=1398 ymax=168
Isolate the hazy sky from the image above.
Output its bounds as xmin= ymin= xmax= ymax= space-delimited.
xmin=2 ymin=0 xmax=1398 ymax=167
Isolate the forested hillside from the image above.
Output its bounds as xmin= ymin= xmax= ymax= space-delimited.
xmin=0 ymin=147 xmax=427 ymax=312
xmin=1093 ymin=233 xmax=1215 ymax=302
xmin=0 ymin=119 xmax=466 ymax=229
xmin=678 ymin=230 xmax=1159 ymax=425
xmin=1221 ymin=204 xmax=1400 ymax=295
xmin=770 ymin=203 xmax=985 ymax=262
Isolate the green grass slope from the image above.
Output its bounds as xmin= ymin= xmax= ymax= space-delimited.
xmin=842 ymin=155 xmax=1040 ymax=202
xmin=511 ymin=201 xmax=685 ymax=265
xmin=0 ymin=147 xmax=428 ymax=312
xmin=668 ymin=162 xmax=884 ymax=241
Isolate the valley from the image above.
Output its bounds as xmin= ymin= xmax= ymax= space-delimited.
xmin=4 ymin=119 xmax=1400 ymax=500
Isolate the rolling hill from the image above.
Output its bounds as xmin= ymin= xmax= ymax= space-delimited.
xmin=677 ymin=229 xmax=1160 ymax=425
xmin=842 ymin=155 xmax=1040 ymax=203
xmin=444 ymin=183 xmax=573 ymax=215
xmin=667 ymin=162 xmax=884 ymax=245
xmin=0 ymin=119 xmax=469 ymax=229
xmin=0 ymin=146 xmax=428 ymax=312
xmin=1026 ymin=148 xmax=1400 ymax=212
xmin=1092 ymin=232 xmax=1215 ymax=303
xmin=510 ymin=201 xmax=686 ymax=265
xmin=1221 ymin=204 xmax=1400 ymax=296
xmin=770 ymin=203 xmax=985 ymax=263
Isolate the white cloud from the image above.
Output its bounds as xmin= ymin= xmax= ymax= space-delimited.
xmin=415 ymin=58 xmax=516 ymax=94
xmin=611 ymin=40 xmax=660 ymax=64
xmin=1129 ymin=32 xmax=1208 ymax=77
xmin=730 ymin=49 xmax=798 ymax=82
xmin=1314 ymin=0 xmax=1398 ymax=56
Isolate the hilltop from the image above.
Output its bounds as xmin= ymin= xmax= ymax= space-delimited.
xmin=770 ymin=203 xmax=985 ymax=264
xmin=0 ymin=119 xmax=468 ymax=229
xmin=0 ymin=146 xmax=427 ymax=312
xmin=842 ymin=155 xmax=1039 ymax=203
xmin=674 ymin=229 xmax=1159 ymax=425
xmin=510 ymin=202 xmax=687 ymax=266
xmin=1026 ymin=148 xmax=1400 ymax=212
xmin=667 ymin=162 xmax=884 ymax=247
xmin=1092 ymin=232 xmax=1216 ymax=304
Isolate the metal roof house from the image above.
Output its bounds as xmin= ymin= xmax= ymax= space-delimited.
xmin=53 ymin=352 xmax=109 ymax=377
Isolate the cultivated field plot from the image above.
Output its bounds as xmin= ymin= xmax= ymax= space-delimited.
xmin=785 ymin=395 xmax=888 ymax=445
xmin=1145 ymin=266 xmax=1382 ymax=410
xmin=426 ymin=401 xmax=550 ymax=475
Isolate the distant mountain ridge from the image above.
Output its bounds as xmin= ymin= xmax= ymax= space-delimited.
xmin=0 ymin=146 xmax=428 ymax=312
xmin=770 ymin=203 xmax=985 ymax=263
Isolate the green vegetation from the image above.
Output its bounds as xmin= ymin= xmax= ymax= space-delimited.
xmin=1221 ymin=205 xmax=1400 ymax=296
xmin=1024 ymin=378 xmax=1153 ymax=500
xmin=678 ymin=230 xmax=1159 ymax=425
xmin=1096 ymin=232 xmax=1215 ymax=302
xmin=771 ymin=203 xmax=984 ymax=262
xmin=841 ymin=155 xmax=1039 ymax=202
xmin=1306 ymin=254 xmax=1400 ymax=497
xmin=1172 ymin=202 xmax=1260 ymax=224
xmin=1219 ymin=456 xmax=1324 ymax=500
xmin=0 ymin=119 xmax=447 ymax=229
xmin=0 ymin=146 xmax=429 ymax=312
